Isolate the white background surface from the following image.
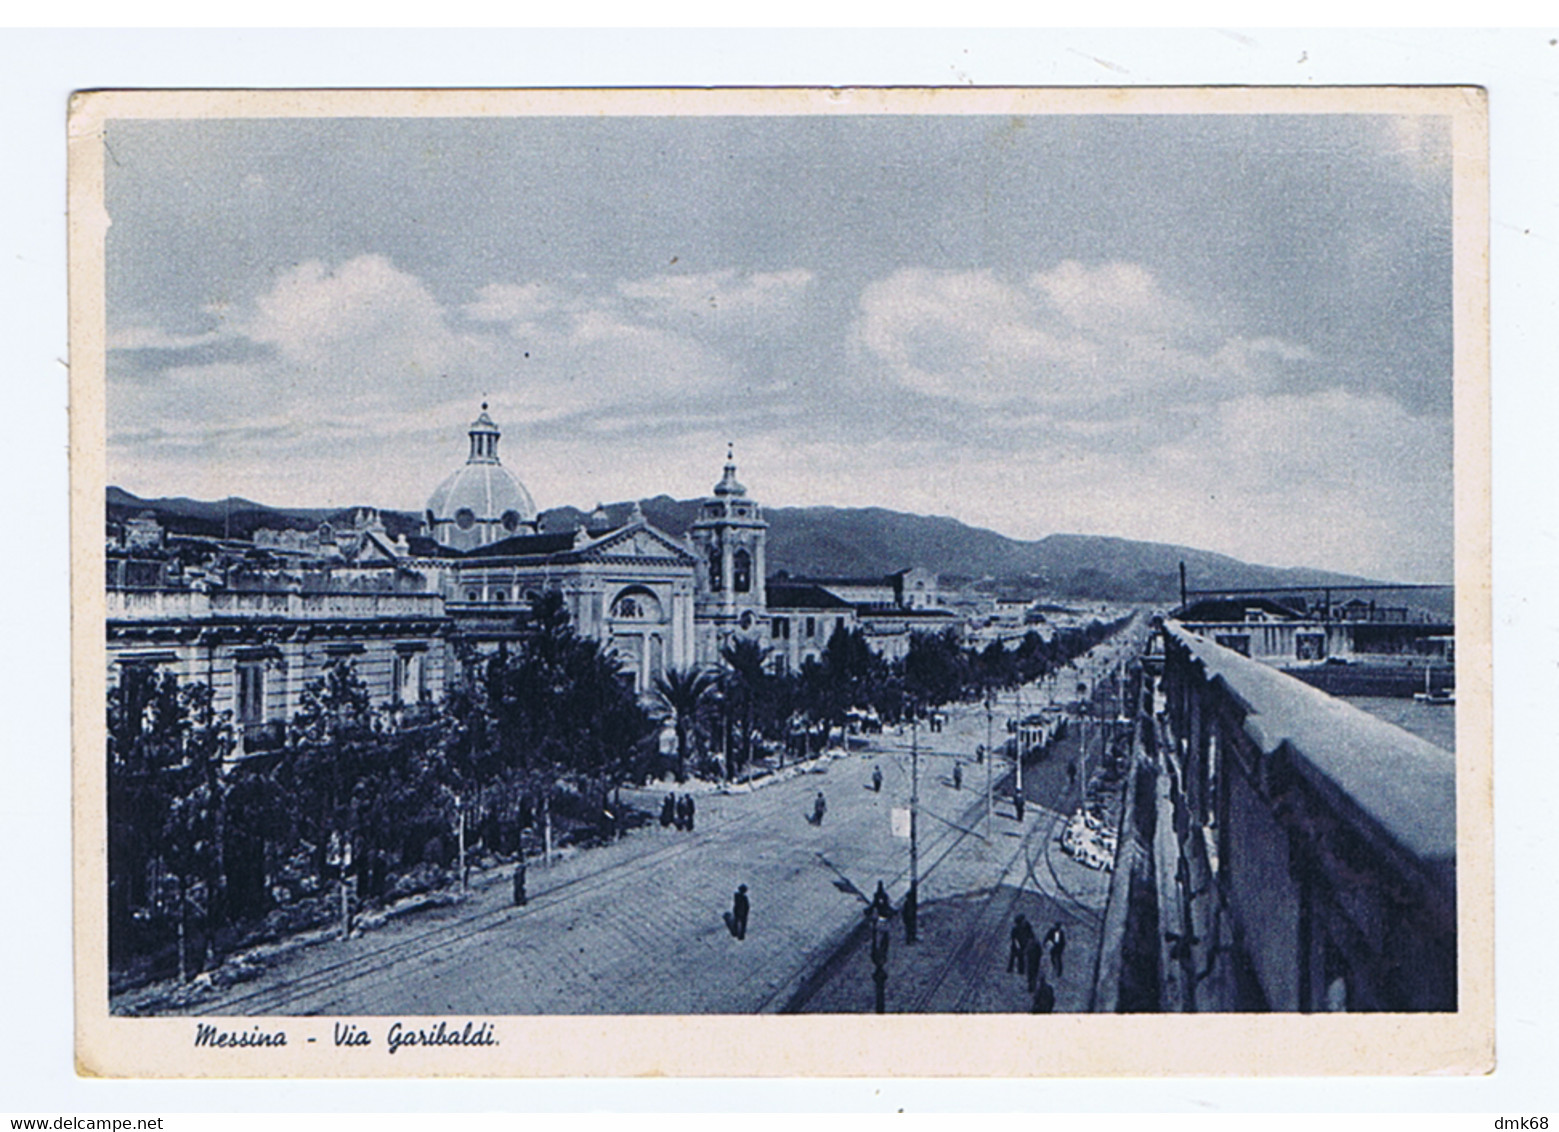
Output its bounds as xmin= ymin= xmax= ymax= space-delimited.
xmin=1 ymin=24 xmax=1554 ymax=1114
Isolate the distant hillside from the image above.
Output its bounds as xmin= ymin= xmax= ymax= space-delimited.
xmin=106 ymin=486 xmax=424 ymax=542
xmin=543 ymin=498 xmax=1384 ymax=602
xmin=107 ymin=486 xmax=1400 ymax=604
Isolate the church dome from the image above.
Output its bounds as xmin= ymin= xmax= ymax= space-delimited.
xmin=425 ymin=405 xmax=538 ymax=551
xmin=427 ymin=463 xmax=537 ymax=529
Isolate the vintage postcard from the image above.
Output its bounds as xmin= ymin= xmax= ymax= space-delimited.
xmin=69 ymin=86 xmax=1491 ymax=1077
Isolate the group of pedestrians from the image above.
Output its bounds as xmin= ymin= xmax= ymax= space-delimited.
xmin=660 ymin=792 xmax=697 ymax=832
xmin=1008 ymin=914 xmax=1066 ymax=1012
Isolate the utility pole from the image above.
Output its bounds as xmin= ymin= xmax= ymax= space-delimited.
xmin=1013 ymin=683 xmax=1025 ymax=822
xmin=1079 ymin=683 xmax=1090 ymax=799
xmin=457 ymin=799 xmax=468 ymax=891
xmin=908 ymin=711 xmax=919 ymax=943
xmin=984 ymin=693 xmax=995 ymax=838
xmin=339 ymin=835 xmax=353 ymax=940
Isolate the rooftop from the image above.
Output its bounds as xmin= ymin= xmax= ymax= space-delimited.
xmin=461 ymin=531 xmax=591 ymax=559
xmin=766 ymin=583 xmax=857 ymax=611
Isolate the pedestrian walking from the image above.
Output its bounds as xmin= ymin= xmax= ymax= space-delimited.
xmin=902 ymin=885 xmax=918 ymax=944
xmin=870 ymin=880 xmax=895 ymax=921
xmin=1025 ymin=932 xmax=1044 ymax=992
xmin=813 ymin=790 xmax=827 ymax=825
xmin=1008 ymin=914 xmax=1033 ymax=974
xmin=673 ymin=794 xmax=687 ymax=830
xmin=1044 ymin=922 xmax=1066 ymax=978
xmin=684 ymin=793 xmax=696 ymax=832
xmin=952 ymin=762 xmax=963 ymax=790
xmin=731 ymin=884 xmax=750 ymax=940
xmin=1031 ymin=973 xmax=1056 ymax=1013
xmin=512 ymin=856 xmax=527 ymax=907
xmin=1014 ymin=787 xmax=1026 ymax=823
xmin=872 ymin=765 xmax=883 ymax=793
xmin=660 ymin=792 xmax=676 ymax=828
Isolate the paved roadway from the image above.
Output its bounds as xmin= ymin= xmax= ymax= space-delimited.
xmin=187 ymin=631 xmax=1137 ymax=1017
xmin=789 ymin=721 xmax=1110 ymax=1013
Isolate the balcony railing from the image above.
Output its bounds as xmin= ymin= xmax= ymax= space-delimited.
xmin=107 ymin=588 xmax=444 ymax=621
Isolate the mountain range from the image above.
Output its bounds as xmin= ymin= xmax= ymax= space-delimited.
xmin=107 ymin=486 xmax=1395 ymax=604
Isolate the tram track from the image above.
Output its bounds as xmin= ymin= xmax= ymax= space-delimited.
xmin=195 ymin=628 xmax=1134 ymax=1018
xmin=195 ymin=795 xmax=782 ymax=1016
xmin=910 ymin=809 xmax=1056 ymax=1013
xmin=905 ymin=785 xmax=1112 ymax=1013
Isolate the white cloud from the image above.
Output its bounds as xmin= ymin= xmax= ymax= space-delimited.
xmin=853 ymin=262 xmax=1315 ymax=417
xmin=618 ymin=268 xmax=815 ymax=325
xmin=108 ymin=253 xmax=1445 ymax=581
xmin=107 ymin=326 xmax=224 ymax=351
xmin=241 ymin=255 xmax=465 ymax=374
xmin=110 ymin=256 xmax=761 ymax=481
xmin=1100 ymin=389 xmax=1453 ymax=579
xmin=1379 ymin=115 xmax=1453 ymax=178
xmin=669 ymin=387 xmax=1448 ymax=582
xmin=853 ymin=268 xmax=1085 ymax=405
xmin=1028 ymin=260 xmax=1195 ymax=338
xmin=559 ymin=309 xmax=730 ymax=395
xmin=463 ymin=280 xmax=583 ymax=325
xmin=463 ymin=269 xmax=818 ymax=397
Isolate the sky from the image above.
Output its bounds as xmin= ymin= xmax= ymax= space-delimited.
xmin=104 ymin=111 xmax=1455 ymax=582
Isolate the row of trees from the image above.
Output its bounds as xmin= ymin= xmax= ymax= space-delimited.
xmin=655 ymin=614 xmax=1135 ymax=782
xmin=107 ymin=593 xmax=657 ymax=983
xmin=108 ymin=596 xmax=1130 ymax=984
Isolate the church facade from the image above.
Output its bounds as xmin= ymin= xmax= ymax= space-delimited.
xmin=409 ymin=410 xmax=762 ymax=691
xmin=105 ymin=405 xmax=951 ymax=739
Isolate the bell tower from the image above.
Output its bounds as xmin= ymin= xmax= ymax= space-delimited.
xmin=689 ymin=445 xmax=768 ymax=663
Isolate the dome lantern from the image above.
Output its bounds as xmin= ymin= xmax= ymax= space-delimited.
xmin=426 ymin=404 xmax=538 ymax=551
xmin=467 ymin=402 xmax=502 ymax=464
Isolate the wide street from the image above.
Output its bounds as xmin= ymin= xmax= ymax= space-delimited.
xmin=184 ymin=638 xmax=1134 ymax=1017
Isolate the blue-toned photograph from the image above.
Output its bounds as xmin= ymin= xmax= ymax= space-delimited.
xmin=98 ymin=96 xmax=1461 ymax=1023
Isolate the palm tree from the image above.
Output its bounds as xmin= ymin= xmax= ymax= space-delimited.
xmin=720 ymin=637 xmax=770 ymax=779
xmin=653 ymin=665 xmax=719 ymax=783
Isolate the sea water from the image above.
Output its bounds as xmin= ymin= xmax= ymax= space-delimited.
xmin=1345 ymin=696 xmax=1455 ymax=753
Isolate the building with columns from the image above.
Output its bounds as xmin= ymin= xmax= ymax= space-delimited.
xmin=105 ymin=405 xmax=954 ymax=728
xmin=435 ymin=512 xmax=702 ymax=695
xmin=106 ymin=582 xmax=450 ymax=754
xmin=413 ymin=418 xmax=763 ymax=687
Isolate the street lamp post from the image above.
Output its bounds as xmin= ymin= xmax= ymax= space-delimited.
xmin=870 ymin=910 xmax=889 ymax=1013
xmin=1079 ymin=683 xmax=1091 ymax=795
xmin=908 ymin=711 xmax=919 ymax=944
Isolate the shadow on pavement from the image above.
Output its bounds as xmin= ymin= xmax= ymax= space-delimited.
xmin=782 ymin=884 xmax=1095 ymax=1014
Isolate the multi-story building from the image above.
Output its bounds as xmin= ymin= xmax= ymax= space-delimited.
xmin=105 ymin=405 xmax=960 ymax=732
xmin=766 ymin=583 xmax=857 ymax=674
xmin=106 ymin=581 xmax=451 ymax=755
